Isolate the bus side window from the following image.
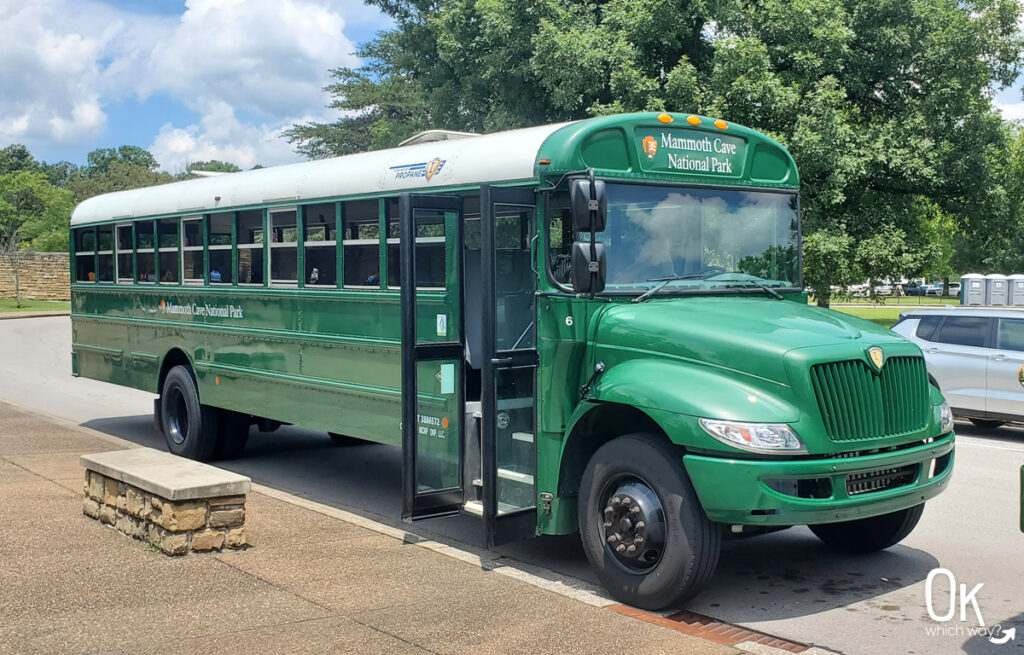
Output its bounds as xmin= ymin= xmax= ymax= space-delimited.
xmin=237 ymin=209 xmax=264 ymax=286
xmin=269 ymin=208 xmax=298 ymax=285
xmin=208 ymin=213 xmax=233 ymax=285
xmin=343 ymin=199 xmax=379 ymax=288
xmin=182 ymin=217 xmax=204 ymax=284
xmin=116 ymin=224 xmax=133 ymax=283
xmin=74 ymin=227 xmax=96 ymax=282
xmin=97 ymin=225 xmax=114 ymax=282
xmin=303 ymin=203 xmax=337 ymax=287
xmin=157 ymin=218 xmax=180 ymax=284
xmin=135 ymin=221 xmax=156 ymax=283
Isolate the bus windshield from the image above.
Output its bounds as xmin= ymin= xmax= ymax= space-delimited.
xmin=551 ymin=183 xmax=800 ymax=292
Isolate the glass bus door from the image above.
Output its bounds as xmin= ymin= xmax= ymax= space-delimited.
xmin=400 ymin=195 xmax=466 ymax=520
xmin=480 ymin=186 xmax=538 ymax=546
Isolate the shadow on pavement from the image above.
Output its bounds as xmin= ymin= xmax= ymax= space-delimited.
xmin=82 ymin=413 xmax=939 ymax=622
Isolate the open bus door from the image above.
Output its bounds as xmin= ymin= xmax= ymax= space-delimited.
xmin=400 ymin=194 xmax=466 ymax=520
xmin=478 ymin=186 xmax=538 ymax=547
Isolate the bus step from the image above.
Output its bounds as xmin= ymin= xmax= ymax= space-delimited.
xmin=496 ymin=397 xmax=534 ymax=410
xmin=497 ymin=467 xmax=534 ymax=486
xmin=511 ymin=431 xmax=533 ymax=443
xmin=461 ymin=500 xmax=525 ymax=517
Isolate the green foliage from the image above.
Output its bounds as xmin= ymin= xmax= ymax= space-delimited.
xmin=68 ymin=157 xmax=174 ymax=204
xmin=802 ymin=229 xmax=856 ymax=307
xmin=85 ymin=146 xmax=159 ymax=174
xmin=0 ymin=171 xmax=75 ymax=252
xmin=0 ymin=145 xmax=39 ymax=175
xmin=289 ymin=0 xmax=1023 ymax=291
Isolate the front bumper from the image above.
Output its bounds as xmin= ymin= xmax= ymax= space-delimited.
xmin=683 ymin=432 xmax=955 ymax=525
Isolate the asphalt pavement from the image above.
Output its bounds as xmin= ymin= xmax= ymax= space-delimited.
xmin=3 ymin=315 xmax=1023 ymax=654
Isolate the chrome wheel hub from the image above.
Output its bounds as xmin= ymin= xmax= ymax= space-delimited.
xmin=601 ymin=478 xmax=665 ymax=571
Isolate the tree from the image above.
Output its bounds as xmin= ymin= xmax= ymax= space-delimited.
xmin=0 ymin=145 xmax=39 ymax=175
xmin=0 ymin=221 xmax=26 ymax=307
xmin=174 ymin=160 xmax=243 ymax=181
xmin=69 ymin=147 xmax=173 ymax=203
xmin=802 ymin=229 xmax=856 ymax=308
xmin=0 ymin=171 xmax=75 ymax=252
xmin=289 ymin=0 xmax=1023 ymax=303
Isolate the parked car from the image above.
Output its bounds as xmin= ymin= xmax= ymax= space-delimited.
xmin=892 ymin=308 xmax=1024 ymax=428
xmin=902 ymin=282 xmax=926 ymax=296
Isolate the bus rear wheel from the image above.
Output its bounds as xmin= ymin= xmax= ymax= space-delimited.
xmin=809 ymin=503 xmax=924 ymax=553
xmin=160 ymin=365 xmax=219 ymax=461
xmin=578 ymin=433 xmax=720 ymax=610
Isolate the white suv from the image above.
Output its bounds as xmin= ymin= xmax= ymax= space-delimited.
xmin=892 ymin=308 xmax=1024 ymax=428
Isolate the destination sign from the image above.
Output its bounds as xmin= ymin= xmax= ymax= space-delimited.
xmin=635 ymin=127 xmax=745 ymax=177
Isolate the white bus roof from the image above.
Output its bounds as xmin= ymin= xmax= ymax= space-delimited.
xmin=70 ymin=122 xmax=572 ymax=226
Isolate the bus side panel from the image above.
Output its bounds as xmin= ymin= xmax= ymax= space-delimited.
xmin=70 ymin=286 xmax=453 ymax=448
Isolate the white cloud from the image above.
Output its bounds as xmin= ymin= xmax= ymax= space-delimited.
xmin=995 ymin=99 xmax=1024 ymax=122
xmin=150 ymin=101 xmax=308 ymax=171
xmin=0 ymin=0 xmax=376 ymax=168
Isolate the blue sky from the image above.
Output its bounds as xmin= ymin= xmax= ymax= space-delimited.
xmin=1 ymin=1 xmax=1021 ymax=173
xmin=0 ymin=0 xmax=390 ymax=171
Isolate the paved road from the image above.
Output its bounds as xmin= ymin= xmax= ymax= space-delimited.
xmin=4 ymin=316 xmax=1023 ymax=654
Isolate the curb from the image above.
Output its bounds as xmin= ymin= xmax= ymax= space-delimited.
xmin=0 ymin=310 xmax=71 ymax=320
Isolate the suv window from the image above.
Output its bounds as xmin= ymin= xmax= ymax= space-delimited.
xmin=933 ymin=316 xmax=990 ymax=348
xmin=916 ymin=315 xmax=943 ymax=341
xmin=997 ymin=318 xmax=1024 ymax=352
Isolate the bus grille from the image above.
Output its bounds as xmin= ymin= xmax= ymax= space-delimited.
xmin=846 ymin=464 xmax=919 ymax=496
xmin=809 ymin=356 xmax=929 ymax=442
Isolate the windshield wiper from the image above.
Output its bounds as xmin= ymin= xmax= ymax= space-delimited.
xmin=731 ymin=278 xmax=784 ymax=300
xmin=632 ymin=273 xmax=712 ymax=303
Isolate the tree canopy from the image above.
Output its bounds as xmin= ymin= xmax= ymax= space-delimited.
xmin=288 ymin=0 xmax=1024 ymax=304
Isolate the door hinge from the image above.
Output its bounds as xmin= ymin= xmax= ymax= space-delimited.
xmin=539 ymin=492 xmax=554 ymax=515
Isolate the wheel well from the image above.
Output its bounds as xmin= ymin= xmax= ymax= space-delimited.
xmin=557 ymin=403 xmax=674 ymax=498
xmin=158 ymin=348 xmax=194 ymax=394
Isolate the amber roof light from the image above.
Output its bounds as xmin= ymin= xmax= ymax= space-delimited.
xmin=686 ymin=115 xmax=701 ymax=126
xmin=714 ymin=119 xmax=728 ymax=130
xmin=657 ymin=113 xmax=673 ymax=124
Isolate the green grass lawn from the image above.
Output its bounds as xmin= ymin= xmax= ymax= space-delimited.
xmin=827 ymin=305 xmax=904 ymax=328
xmin=0 ymin=299 xmax=70 ymax=313
xmin=811 ymin=295 xmax=960 ymax=306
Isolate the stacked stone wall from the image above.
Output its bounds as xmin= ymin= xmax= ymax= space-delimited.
xmin=82 ymin=469 xmax=248 ymax=555
xmin=0 ymin=252 xmax=69 ymax=301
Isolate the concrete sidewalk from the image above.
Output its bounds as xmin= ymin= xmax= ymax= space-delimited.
xmin=0 ymin=401 xmax=735 ymax=655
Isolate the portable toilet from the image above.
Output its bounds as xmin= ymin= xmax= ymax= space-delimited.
xmin=1010 ymin=274 xmax=1024 ymax=306
xmin=986 ymin=273 xmax=1008 ymax=306
xmin=961 ymin=273 xmax=985 ymax=305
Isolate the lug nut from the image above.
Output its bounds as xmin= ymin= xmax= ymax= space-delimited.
xmin=604 ymin=506 xmax=613 ymax=516
xmin=615 ymin=544 xmax=626 ymax=553
xmin=635 ymin=535 xmax=644 ymax=544
xmin=626 ymin=545 xmax=636 ymax=553
xmin=622 ymin=497 xmax=631 ymax=505
xmin=635 ymin=521 xmax=645 ymax=529
xmin=631 ymin=506 xmax=641 ymax=515
xmin=603 ymin=521 xmax=612 ymax=528
xmin=607 ymin=534 xmax=617 ymax=543
xmin=612 ymin=496 xmax=621 ymax=506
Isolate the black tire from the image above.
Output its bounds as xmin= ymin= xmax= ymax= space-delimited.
xmin=578 ymin=433 xmax=720 ymax=610
xmin=160 ymin=366 xmax=219 ymax=461
xmin=214 ymin=410 xmax=250 ymax=460
xmin=810 ymin=503 xmax=924 ymax=553
xmin=328 ymin=432 xmax=372 ymax=446
xmin=969 ymin=418 xmax=1005 ymax=430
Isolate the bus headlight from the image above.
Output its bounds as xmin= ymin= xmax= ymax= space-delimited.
xmin=939 ymin=401 xmax=954 ymax=433
xmin=699 ymin=419 xmax=806 ymax=454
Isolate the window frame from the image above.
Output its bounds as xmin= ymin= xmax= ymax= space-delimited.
xmin=207 ymin=212 xmax=234 ymax=286
xmin=115 ymin=223 xmax=134 ymax=284
xmin=181 ymin=215 xmax=204 ymax=286
xmin=269 ymin=205 xmax=299 ymax=287
xmin=157 ymin=217 xmax=181 ymax=285
xmin=235 ymin=209 xmax=266 ymax=287
xmin=342 ymin=198 xmax=382 ymax=289
xmin=96 ymin=224 xmax=114 ymax=284
xmin=301 ymin=201 xmax=340 ymax=289
xmin=74 ymin=226 xmax=97 ymax=283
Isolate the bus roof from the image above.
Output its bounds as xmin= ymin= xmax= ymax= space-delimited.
xmin=70 ymin=113 xmax=798 ymax=226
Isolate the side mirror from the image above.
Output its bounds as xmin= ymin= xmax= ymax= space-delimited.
xmin=569 ymin=178 xmax=607 ymax=233
xmin=571 ymin=241 xmax=606 ymax=294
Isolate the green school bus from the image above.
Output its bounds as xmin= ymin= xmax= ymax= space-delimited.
xmin=70 ymin=112 xmax=955 ymax=609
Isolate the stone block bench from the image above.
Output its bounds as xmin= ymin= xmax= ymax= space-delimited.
xmin=81 ymin=448 xmax=251 ymax=556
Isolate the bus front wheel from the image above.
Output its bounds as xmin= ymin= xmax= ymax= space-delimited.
xmin=160 ymin=365 xmax=219 ymax=461
xmin=578 ymin=433 xmax=720 ymax=610
xmin=809 ymin=503 xmax=924 ymax=553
